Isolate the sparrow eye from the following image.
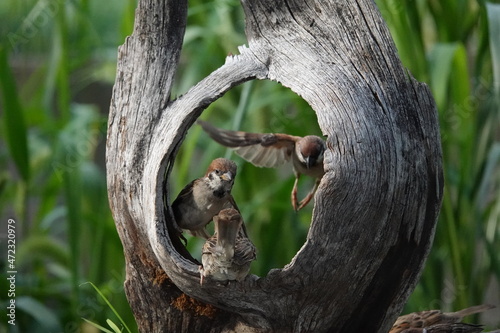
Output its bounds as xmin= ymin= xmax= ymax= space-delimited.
xmin=214 ymin=169 xmax=221 ymax=175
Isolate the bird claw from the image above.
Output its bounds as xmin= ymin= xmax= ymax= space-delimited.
xmin=291 ymin=176 xmax=300 ymax=211
xmin=297 ymin=193 xmax=313 ymax=210
xmin=292 ymin=177 xmax=320 ymax=211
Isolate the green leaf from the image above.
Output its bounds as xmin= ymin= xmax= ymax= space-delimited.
xmin=449 ymin=44 xmax=470 ymax=109
xmin=0 ymin=46 xmax=30 ymax=182
xmin=428 ymin=43 xmax=460 ymax=111
xmin=107 ymin=319 xmax=123 ymax=333
xmin=82 ymin=318 xmax=116 ymax=333
xmin=476 ymin=143 xmax=500 ymax=208
xmin=487 ymin=2 xmax=500 ymax=93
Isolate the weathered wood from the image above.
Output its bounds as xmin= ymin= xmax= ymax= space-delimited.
xmin=106 ymin=0 xmax=443 ymax=332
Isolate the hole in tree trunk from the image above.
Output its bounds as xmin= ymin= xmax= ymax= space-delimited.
xmin=168 ymin=80 xmax=325 ymax=276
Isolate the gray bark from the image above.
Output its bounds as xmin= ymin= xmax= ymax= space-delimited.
xmin=106 ymin=0 xmax=443 ymax=332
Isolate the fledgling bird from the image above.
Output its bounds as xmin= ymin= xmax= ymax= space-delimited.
xmin=390 ymin=304 xmax=496 ymax=333
xmin=171 ymin=158 xmax=238 ymax=239
xmin=198 ymin=120 xmax=326 ymax=211
xmin=199 ymin=208 xmax=256 ymax=285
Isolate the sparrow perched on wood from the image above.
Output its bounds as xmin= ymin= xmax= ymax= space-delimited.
xmin=199 ymin=208 xmax=256 ymax=285
xmin=399 ymin=323 xmax=485 ymax=333
xmin=171 ymin=158 xmax=238 ymax=239
xmin=390 ymin=304 xmax=495 ymax=333
xmin=198 ymin=120 xmax=326 ymax=211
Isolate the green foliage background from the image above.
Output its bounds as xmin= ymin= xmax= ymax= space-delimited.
xmin=0 ymin=0 xmax=499 ymax=332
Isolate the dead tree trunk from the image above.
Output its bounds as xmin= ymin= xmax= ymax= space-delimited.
xmin=106 ymin=0 xmax=443 ymax=332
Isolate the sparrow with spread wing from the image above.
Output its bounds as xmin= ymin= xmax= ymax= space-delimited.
xmin=390 ymin=304 xmax=496 ymax=333
xmin=199 ymin=208 xmax=256 ymax=285
xmin=198 ymin=120 xmax=326 ymax=211
xmin=171 ymin=158 xmax=239 ymax=239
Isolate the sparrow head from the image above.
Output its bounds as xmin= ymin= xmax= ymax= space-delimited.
xmin=205 ymin=158 xmax=237 ymax=197
xmin=296 ymin=136 xmax=326 ymax=169
xmin=213 ymin=208 xmax=242 ymax=260
xmin=215 ymin=208 xmax=242 ymax=225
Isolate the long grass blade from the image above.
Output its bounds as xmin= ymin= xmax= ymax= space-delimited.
xmin=486 ymin=2 xmax=500 ymax=94
xmin=428 ymin=43 xmax=460 ymax=112
xmin=0 ymin=46 xmax=30 ymax=182
xmin=82 ymin=282 xmax=132 ymax=333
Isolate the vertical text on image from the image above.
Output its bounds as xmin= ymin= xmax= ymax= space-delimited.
xmin=6 ymin=218 xmax=17 ymax=326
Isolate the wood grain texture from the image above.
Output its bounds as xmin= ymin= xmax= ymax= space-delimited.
xmin=106 ymin=0 xmax=443 ymax=332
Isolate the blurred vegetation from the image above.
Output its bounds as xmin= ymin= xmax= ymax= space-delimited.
xmin=377 ymin=0 xmax=500 ymax=322
xmin=0 ymin=0 xmax=498 ymax=332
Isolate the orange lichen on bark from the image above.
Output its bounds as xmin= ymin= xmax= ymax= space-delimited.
xmin=152 ymin=266 xmax=170 ymax=285
xmin=171 ymin=293 xmax=218 ymax=318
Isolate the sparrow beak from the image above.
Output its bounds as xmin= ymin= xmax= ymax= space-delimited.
xmin=305 ymin=156 xmax=318 ymax=169
xmin=305 ymin=156 xmax=316 ymax=170
xmin=220 ymin=172 xmax=232 ymax=182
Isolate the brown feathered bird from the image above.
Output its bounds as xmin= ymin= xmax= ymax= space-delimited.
xmin=171 ymin=158 xmax=238 ymax=239
xmin=198 ymin=120 xmax=326 ymax=211
xmin=199 ymin=208 xmax=256 ymax=285
xmin=400 ymin=323 xmax=485 ymax=333
xmin=390 ymin=304 xmax=496 ymax=333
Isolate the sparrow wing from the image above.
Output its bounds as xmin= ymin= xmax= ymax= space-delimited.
xmin=391 ymin=310 xmax=441 ymax=332
xmin=171 ymin=179 xmax=195 ymax=210
xmin=198 ymin=120 xmax=300 ymax=168
xmin=202 ymin=235 xmax=217 ymax=255
xmin=390 ymin=305 xmax=495 ymax=333
xmin=224 ymin=194 xmax=240 ymax=212
xmin=234 ymin=237 xmax=256 ymax=265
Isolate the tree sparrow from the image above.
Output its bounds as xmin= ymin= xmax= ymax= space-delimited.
xmin=398 ymin=323 xmax=485 ymax=333
xmin=199 ymin=208 xmax=256 ymax=285
xmin=390 ymin=304 xmax=495 ymax=333
xmin=198 ymin=120 xmax=326 ymax=211
xmin=171 ymin=158 xmax=238 ymax=239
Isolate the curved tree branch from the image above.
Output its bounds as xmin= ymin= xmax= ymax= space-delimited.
xmin=107 ymin=0 xmax=443 ymax=332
